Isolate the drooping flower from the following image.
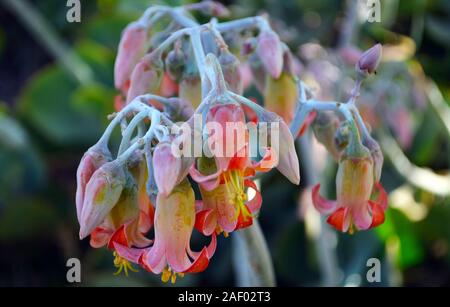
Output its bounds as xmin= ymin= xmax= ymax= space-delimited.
xmin=153 ymin=141 xmax=192 ymax=197
xmin=113 ymin=179 xmax=216 ymax=283
xmin=114 ymin=22 xmax=148 ymax=93
xmin=312 ymin=142 xmax=388 ymax=233
xmin=79 ymin=160 xmax=127 ymax=239
xmin=89 ymin=158 xmax=154 ymax=251
xmin=75 ymin=144 xmax=111 ymax=223
xmin=256 ymin=29 xmax=283 ymax=79
xmin=126 ymin=53 xmax=163 ymax=104
xmin=189 ymin=103 xmax=277 ymax=235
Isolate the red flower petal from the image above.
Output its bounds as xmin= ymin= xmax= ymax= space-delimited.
xmin=297 ymin=110 xmax=317 ymax=138
xmin=184 ymin=234 xmax=217 ymax=274
xmin=235 ymin=204 xmax=253 ymax=230
xmin=369 ymin=201 xmax=385 ymax=228
xmin=195 ymin=209 xmax=216 ymax=236
xmin=108 ymin=225 xmax=128 ymax=250
xmin=327 ymin=207 xmax=349 ymax=232
xmin=373 ymin=182 xmax=388 ymax=211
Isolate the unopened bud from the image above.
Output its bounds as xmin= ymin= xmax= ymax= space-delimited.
xmin=114 ymin=22 xmax=148 ymax=93
xmin=356 ymin=43 xmax=382 ymax=75
xmin=126 ymin=54 xmax=163 ymax=103
xmin=256 ymin=29 xmax=283 ymax=79
xmin=219 ymin=48 xmax=243 ymax=94
xmin=79 ymin=161 xmax=126 ymax=239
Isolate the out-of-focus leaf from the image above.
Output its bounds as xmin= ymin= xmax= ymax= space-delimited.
xmin=377 ymin=209 xmax=425 ymax=269
xmin=76 ymin=39 xmax=115 ymax=86
xmin=18 ymin=66 xmax=104 ymax=146
xmin=0 ymin=199 xmax=58 ymax=241
xmin=71 ymin=83 xmax=115 ymax=128
xmin=81 ymin=14 xmax=130 ymax=50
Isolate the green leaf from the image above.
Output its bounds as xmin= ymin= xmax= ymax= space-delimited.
xmin=18 ymin=66 xmax=104 ymax=146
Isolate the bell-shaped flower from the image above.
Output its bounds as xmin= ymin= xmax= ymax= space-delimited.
xmin=189 ymin=103 xmax=278 ymax=234
xmin=256 ymin=29 xmax=283 ymax=79
xmin=126 ymin=53 xmax=163 ymax=103
xmin=153 ymin=141 xmax=191 ymax=197
xmin=75 ymin=144 xmax=111 ymax=223
xmin=312 ymin=143 xmax=388 ymax=233
xmin=89 ymin=159 xmax=154 ymax=250
xmin=113 ymin=180 xmax=216 ymax=283
xmin=114 ymin=22 xmax=148 ymax=93
xmin=79 ymin=160 xmax=127 ymax=239
xmin=264 ymin=71 xmax=297 ymax=123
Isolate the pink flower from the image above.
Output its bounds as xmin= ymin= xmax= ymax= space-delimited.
xmin=312 ymin=146 xmax=388 ymax=233
xmin=75 ymin=145 xmax=110 ymax=223
xmin=89 ymin=160 xmax=154 ymax=250
xmin=256 ymin=29 xmax=283 ymax=79
xmin=189 ymin=104 xmax=277 ymax=235
xmin=126 ymin=54 xmax=163 ymax=104
xmin=113 ymin=180 xmax=216 ymax=283
xmin=114 ymin=22 xmax=148 ymax=93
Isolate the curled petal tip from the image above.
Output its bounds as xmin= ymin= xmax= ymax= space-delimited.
xmin=312 ymin=183 xmax=337 ymax=214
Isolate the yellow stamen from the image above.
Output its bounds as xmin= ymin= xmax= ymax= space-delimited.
xmin=161 ymin=267 xmax=171 ymax=283
xmin=113 ymin=251 xmax=138 ymax=276
xmin=161 ymin=266 xmax=185 ymax=284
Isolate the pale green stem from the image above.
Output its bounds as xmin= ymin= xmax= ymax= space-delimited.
xmin=232 ymin=220 xmax=276 ymax=287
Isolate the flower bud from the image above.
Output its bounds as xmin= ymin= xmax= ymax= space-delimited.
xmin=76 ymin=145 xmax=111 ymax=223
xmin=264 ymin=72 xmax=297 ymax=123
xmin=219 ymin=48 xmax=243 ymax=94
xmin=114 ymin=22 xmax=148 ymax=93
xmin=126 ymin=54 xmax=163 ymax=103
xmin=335 ymin=145 xmax=374 ymax=230
xmin=312 ymin=111 xmax=340 ymax=160
xmin=356 ymin=44 xmax=382 ymax=75
xmin=256 ymin=29 xmax=283 ymax=79
xmin=153 ymin=141 xmax=184 ymax=197
xmin=79 ymin=161 xmax=126 ymax=239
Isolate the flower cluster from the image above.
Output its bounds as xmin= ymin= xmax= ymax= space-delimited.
xmin=75 ymin=2 xmax=388 ymax=282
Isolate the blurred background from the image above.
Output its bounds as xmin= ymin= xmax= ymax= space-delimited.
xmin=0 ymin=0 xmax=449 ymax=286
